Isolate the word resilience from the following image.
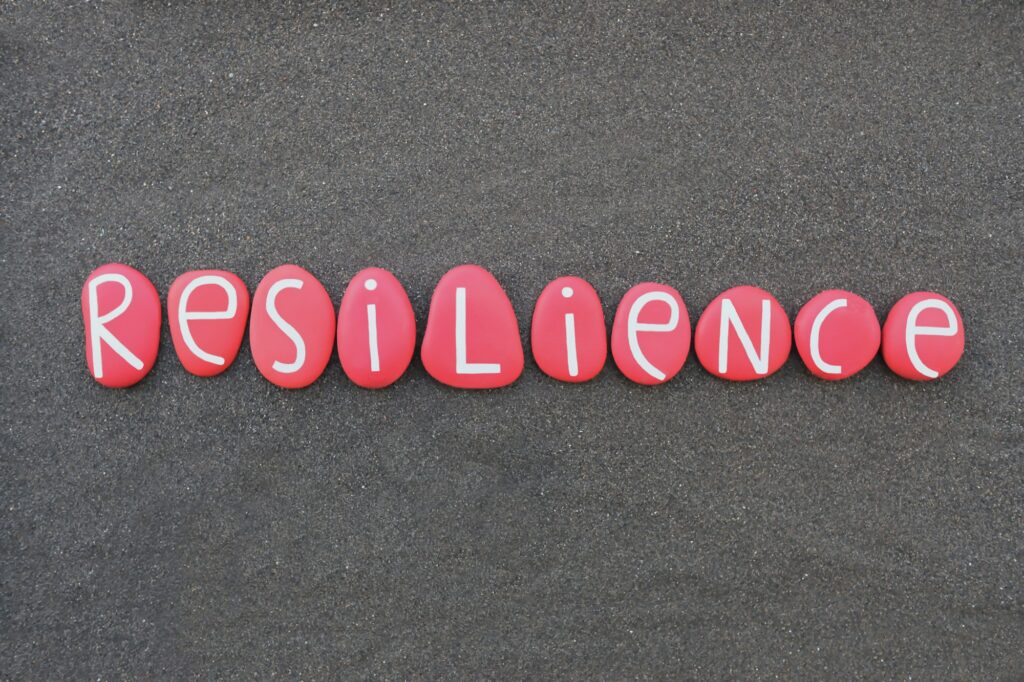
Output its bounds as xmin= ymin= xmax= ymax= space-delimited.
xmin=81 ymin=263 xmax=965 ymax=389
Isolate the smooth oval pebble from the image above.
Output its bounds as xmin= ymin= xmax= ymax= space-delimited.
xmin=81 ymin=263 xmax=162 ymax=388
xmin=337 ymin=267 xmax=416 ymax=389
xmin=611 ymin=282 xmax=690 ymax=385
xmin=421 ymin=264 xmax=523 ymax=389
xmin=694 ymin=285 xmax=791 ymax=381
xmin=250 ymin=264 xmax=336 ymax=389
xmin=168 ymin=270 xmax=250 ymax=377
xmin=531 ymin=276 xmax=607 ymax=383
xmin=882 ymin=291 xmax=964 ymax=380
xmin=793 ymin=289 xmax=879 ymax=380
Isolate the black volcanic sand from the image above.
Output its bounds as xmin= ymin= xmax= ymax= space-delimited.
xmin=2 ymin=3 xmax=1022 ymax=679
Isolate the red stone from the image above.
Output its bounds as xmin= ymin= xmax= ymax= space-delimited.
xmin=611 ymin=283 xmax=690 ymax=385
xmin=531 ymin=276 xmax=607 ymax=382
xmin=167 ymin=270 xmax=250 ymax=377
xmin=793 ymin=290 xmax=880 ymax=380
xmin=694 ymin=285 xmax=791 ymax=381
xmin=81 ymin=263 xmax=162 ymax=388
xmin=337 ymin=268 xmax=416 ymax=389
xmin=882 ymin=292 xmax=964 ymax=380
xmin=421 ymin=265 xmax=523 ymax=389
xmin=249 ymin=264 xmax=336 ymax=389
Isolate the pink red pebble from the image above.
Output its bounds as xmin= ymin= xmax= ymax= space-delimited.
xmin=793 ymin=290 xmax=880 ymax=380
xmin=694 ymin=285 xmax=791 ymax=381
xmin=168 ymin=270 xmax=250 ymax=377
xmin=337 ymin=268 xmax=416 ymax=389
xmin=249 ymin=264 xmax=336 ymax=389
xmin=882 ymin=292 xmax=964 ymax=380
xmin=420 ymin=264 xmax=524 ymax=389
xmin=611 ymin=283 xmax=690 ymax=385
xmin=82 ymin=263 xmax=965 ymax=387
xmin=81 ymin=263 xmax=162 ymax=388
xmin=532 ymin=276 xmax=607 ymax=383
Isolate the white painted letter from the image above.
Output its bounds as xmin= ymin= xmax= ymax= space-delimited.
xmin=365 ymin=278 xmax=381 ymax=373
xmin=627 ymin=291 xmax=680 ymax=381
xmin=906 ymin=299 xmax=958 ymax=379
xmin=719 ymin=299 xmax=771 ymax=375
xmin=562 ymin=286 xmax=578 ymax=377
xmin=455 ymin=287 xmax=501 ymax=374
xmin=809 ymin=298 xmax=847 ymax=375
xmin=266 ymin=278 xmax=306 ymax=373
xmin=88 ymin=273 xmax=143 ymax=379
xmin=178 ymin=275 xmax=238 ymax=366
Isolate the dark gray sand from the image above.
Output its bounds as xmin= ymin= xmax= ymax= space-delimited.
xmin=2 ymin=2 xmax=1022 ymax=679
